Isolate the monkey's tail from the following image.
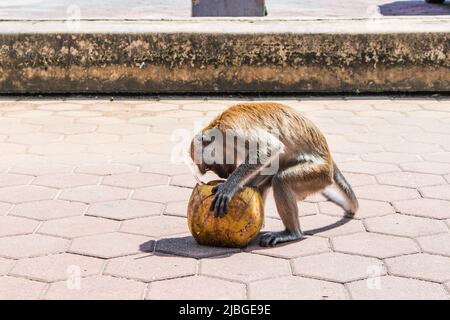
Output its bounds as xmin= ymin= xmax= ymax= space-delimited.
xmin=322 ymin=161 xmax=359 ymax=217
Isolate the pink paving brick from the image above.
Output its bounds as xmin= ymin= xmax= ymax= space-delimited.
xmin=38 ymin=216 xmax=120 ymax=238
xmin=200 ymin=252 xmax=290 ymax=283
xmin=364 ymin=214 xmax=447 ymax=238
xmin=146 ymin=276 xmax=246 ymax=300
xmin=0 ymin=277 xmax=46 ymax=300
xmin=292 ymin=252 xmax=386 ymax=283
xmin=248 ymin=276 xmax=348 ymax=300
xmin=0 ymin=234 xmax=69 ymax=259
xmin=246 ymin=235 xmax=330 ymax=259
xmin=385 ymin=253 xmax=450 ymax=283
xmin=0 ymin=97 xmax=449 ymax=300
xmin=0 ymin=216 xmax=39 ymax=237
xmin=332 ymin=232 xmax=419 ymax=259
xmin=44 ymin=275 xmax=145 ymax=300
xmin=347 ymin=276 xmax=448 ymax=300
xmin=104 ymin=253 xmax=197 ymax=282
xmin=69 ymin=232 xmax=153 ymax=258
xmin=10 ymin=253 xmax=104 ymax=282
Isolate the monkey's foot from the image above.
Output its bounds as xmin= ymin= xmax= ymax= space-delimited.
xmin=259 ymin=230 xmax=303 ymax=247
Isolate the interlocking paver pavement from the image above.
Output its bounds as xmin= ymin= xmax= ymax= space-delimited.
xmin=0 ymin=97 xmax=449 ymax=299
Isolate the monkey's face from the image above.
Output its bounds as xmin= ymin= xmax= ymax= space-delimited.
xmin=190 ymin=130 xmax=234 ymax=179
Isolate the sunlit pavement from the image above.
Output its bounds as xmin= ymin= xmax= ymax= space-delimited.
xmin=0 ymin=96 xmax=449 ymax=299
xmin=1 ymin=0 xmax=450 ymax=19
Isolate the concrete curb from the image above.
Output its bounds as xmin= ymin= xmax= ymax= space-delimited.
xmin=0 ymin=19 xmax=449 ymax=93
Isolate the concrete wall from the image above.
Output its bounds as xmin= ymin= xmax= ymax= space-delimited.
xmin=0 ymin=20 xmax=449 ymax=93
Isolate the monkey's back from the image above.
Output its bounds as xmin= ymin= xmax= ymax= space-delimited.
xmin=210 ymin=102 xmax=330 ymax=158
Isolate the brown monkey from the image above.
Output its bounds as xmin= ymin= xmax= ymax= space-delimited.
xmin=190 ymin=102 xmax=358 ymax=247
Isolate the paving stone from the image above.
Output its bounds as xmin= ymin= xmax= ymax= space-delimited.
xmin=0 ymin=216 xmax=39 ymax=237
xmin=0 ymin=185 xmax=57 ymax=203
xmin=293 ymin=252 xmax=386 ymax=283
xmin=386 ymin=253 xmax=450 ymax=283
xmin=423 ymin=152 xmax=450 ymax=163
xmin=103 ymin=173 xmax=168 ymax=189
xmin=345 ymin=131 xmax=404 ymax=144
xmin=10 ymin=253 xmax=104 ymax=282
xmin=265 ymin=193 xmax=318 ymax=218
xmin=69 ymin=232 xmax=152 ymax=258
xmin=401 ymin=162 xmax=450 ymax=175
xmin=246 ymin=236 xmax=330 ymax=259
xmin=364 ymin=214 xmax=447 ymax=237
xmin=121 ymin=216 xmax=187 ymax=238
xmin=9 ymin=164 xmax=72 ymax=176
xmin=65 ymin=133 xmax=119 ymax=145
xmin=418 ymin=233 xmax=450 ymax=257
xmin=59 ymin=185 xmax=130 ymax=203
xmin=37 ymin=102 xmax=83 ymax=111
xmin=393 ymin=198 xmax=450 ymax=219
xmin=135 ymin=102 xmax=180 ymax=112
xmin=0 ymin=202 xmax=11 ymax=215
xmin=339 ymin=161 xmax=400 ymax=175
xmin=87 ymin=199 xmax=163 ymax=220
xmin=156 ymin=235 xmax=240 ymax=258
xmin=170 ymin=174 xmax=197 ymax=188
xmin=1 ymin=98 xmax=450 ymax=299
xmin=300 ymin=214 xmax=365 ymax=237
xmin=164 ymin=200 xmax=188 ymax=217
xmin=146 ymin=275 xmax=246 ymax=300
xmin=330 ymin=141 xmax=382 ymax=154
xmin=45 ymin=275 xmax=145 ymax=300
xmin=0 ymin=143 xmax=27 ymax=154
xmin=5 ymin=110 xmax=52 ymax=118
xmin=10 ymin=200 xmax=87 ymax=220
xmin=86 ymin=142 xmax=146 ymax=155
xmin=200 ymin=252 xmax=290 ymax=283
xmin=32 ymin=173 xmax=100 ymax=188
xmin=8 ymin=133 xmax=62 ymax=145
xmin=29 ymin=142 xmax=86 ymax=155
xmin=75 ymin=164 xmax=138 ymax=175
xmin=0 ymin=257 xmax=14 ymax=275
xmin=361 ymin=152 xmax=420 ymax=164
xmin=44 ymin=123 xmax=96 ymax=134
xmin=420 ymin=185 xmax=450 ymax=201
xmin=113 ymin=153 xmax=170 ymax=166
xmin=97 ymin=123 xmax=149 ymax=134
xmin=0 ymin=277 xmax=46 ymax=300
xmin=104 ymin=254 xmax=197 ymax=282
xmin=384 ymin=142 xmax=442 ymax=154
xmin=121 ymin=133 xmax=170 ymax=146
xmin=332 ymin=232 xmax=419 ymax=259
xmin=347 ymin=276 xmax=448 ymax=300
xmin=319 ymin=199 xmax=395 ymax=219
xmin=376 ymin=172 xmax=445 ymax=188
xmin=261 ymin=218 xmax=284 ymax=231
xmin=23 ymin=116 xmax=74 ymax=126
xmin=141 ymin=162 xmax=190 ymax=176
xmin=0 ymin=234 xmax=69 ymax=258
xmin=133 ymin=185 xmax=191 ymax=203
xmin=353 ymin=185 xmax=419 ymax=202
xmin=0 ymin=173 xmax=33 ymax=187
xmin=248 ymin=276 xmax=347 ymax=300
xmin=341 ymin=173 xmax=376 ymax=187
xmin=0 ymin=123 xmax=40 ymax=134
xmin=38 ymin=216 xmax=120 ymax=238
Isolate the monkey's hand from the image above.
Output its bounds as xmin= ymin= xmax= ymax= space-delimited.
xmin=210 ymin=182 xmax=237 ymax=218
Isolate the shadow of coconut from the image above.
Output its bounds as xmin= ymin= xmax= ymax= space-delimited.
xmin=139 ymin=216 xmax=353 ymax=258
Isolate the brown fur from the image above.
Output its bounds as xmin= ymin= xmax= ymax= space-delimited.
xmin=190 ymin=102 xmax=358 ymax=246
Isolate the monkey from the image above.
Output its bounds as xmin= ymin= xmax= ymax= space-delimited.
xmin=189 ymin=102 xmax=358 ymax=247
